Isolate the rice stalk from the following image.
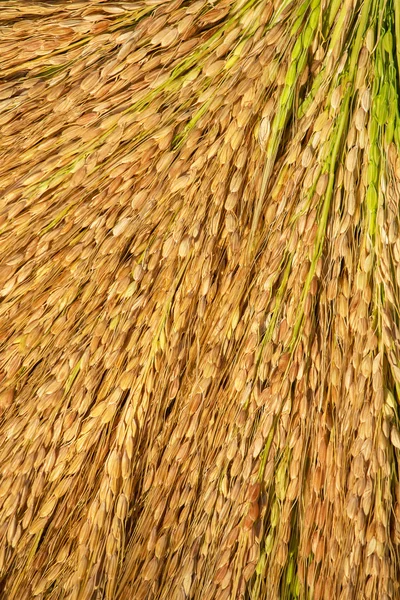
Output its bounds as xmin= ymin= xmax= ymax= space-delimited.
xmin=0 ymin=1 xmax=400 ymax=599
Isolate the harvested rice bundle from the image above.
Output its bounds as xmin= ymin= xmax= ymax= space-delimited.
xmin=0 ymin=1 xmax=400 ymax=599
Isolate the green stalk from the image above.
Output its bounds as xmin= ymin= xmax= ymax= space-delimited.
xmin=395 ymin=0 xmax=400 ymax=88
xmin=299 ymin=0 xmax=349 ymax=118
xmin=248 ymin=0 xmax=321 ymax=257
xmin=291 ymin=0 xmax=374 ymax=347
xmin=324 ymin=0 xmax=344 ymax=35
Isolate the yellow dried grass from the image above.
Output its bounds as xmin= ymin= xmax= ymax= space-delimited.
xmin=0 ymin=1 xmax=400 ymax=599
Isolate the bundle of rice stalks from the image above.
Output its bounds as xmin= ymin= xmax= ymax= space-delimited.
xmin=1 ymin=0 xmax=400 ymax=598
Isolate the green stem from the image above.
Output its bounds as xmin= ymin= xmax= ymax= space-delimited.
xmin=248 ymin=1 xmax=321 ymax=257
xmin=291 ymin=0 xmax=374 ymax=347
xmin=394 ymin=0 xmax=400 ymax=88
xmin=324 ymin=0 xmax=344 ymax=35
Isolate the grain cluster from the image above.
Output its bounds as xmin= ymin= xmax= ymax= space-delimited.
xmin=1 ymin=1 xmax=400 ymax=599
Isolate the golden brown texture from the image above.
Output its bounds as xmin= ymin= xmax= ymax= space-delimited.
xmin=0 ymin=1 xmax=400 ymax=599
